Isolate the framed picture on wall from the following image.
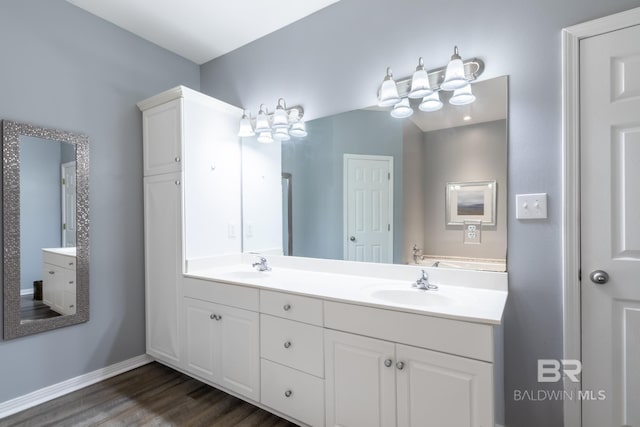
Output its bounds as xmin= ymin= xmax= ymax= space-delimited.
xmin=446 ymin=180 xmax=496 ymax=226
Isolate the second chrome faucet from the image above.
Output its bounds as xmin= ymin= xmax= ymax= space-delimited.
xmin=252 ymin=256 xmax=271 ymax=272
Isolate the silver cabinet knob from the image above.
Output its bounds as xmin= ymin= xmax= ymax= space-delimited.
xmin=396 ymin=361 xmax=405 ymax=370
xmin=590 ymin=270 xmax=609 ymax=285
xmin=175 ymin=180 xmax=180 ymax=185
xmin=283 ymin=304 xmax=291 ymax=311
xmin=384 ymin=359 xmax=392 ymax=368
xmin=174 ymin=157 xmax=181 ymax=163
xmin=216 ymin=315 xmax=222 ymax=321
xmin=284 ymin=341 xmax=292 ymax=349
xmin=210 ymin=314 xmax=216 ymax=320
xmin=350 ymin=236 xmax=356 ymax=242
xmin=284 ymin=390 xmax=292 ymax=398
xmin=210 ymin=314 xmax=222 ymax=321
xmin=49 ymin=271 xmax=55 ymax=275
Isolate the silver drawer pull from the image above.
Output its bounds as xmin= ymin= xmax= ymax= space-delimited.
xmin=284 ymin=341 xmax=292 ymax=349
xmin=69 ymin=305 xmax=74 ymax=308
xmin=210 ymin=314 xmax=222 ymax=321
xmin=396 ymin=361 xmax=405 ymax=370
xmin=284 ymin=390 xmax=292 ymax=398
xmin=49 ymin=271 xmax=55 ymax=275
xmin=68 ymin=262 xmax=74 ymax=266
xmin=283 ymin=304 xmax=291 ymax=311
xmin=69 ymin=281 xmax=74 ymax=284
xmin=384 ymin=359 xmax=392 ymax=368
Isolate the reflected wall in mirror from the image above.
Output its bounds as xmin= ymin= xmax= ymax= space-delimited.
xmin=242 ymin=76 xmax=507 ymax=272
xmin=3 ymin=120 xmax=89 ymax=340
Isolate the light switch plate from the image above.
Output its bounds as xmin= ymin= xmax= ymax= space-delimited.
xmin=516 ymin=193 xmax=548 ymax=219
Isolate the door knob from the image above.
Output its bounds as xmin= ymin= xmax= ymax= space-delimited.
xmin=589 ymin=270 xmax=609 ymax=285
xmin=350 ymin=236 xmax=356 ymax=242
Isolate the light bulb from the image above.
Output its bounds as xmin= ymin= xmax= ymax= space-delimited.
xmin=378 ymin=67 xmax=401 ymax=107
xmin=257 ymin=131 xmax=273 ymax=144
xmin=272 ymin=98 xmax=289 ymax=129
xmin=254 ymin=104 xmax=271 ymax=133
xmin=449 ymin=84 xmax=476 ymax=105
xmin=273 ymin=127 xmax=290 ymax=141
xmin=440 ymin=46 xmax=469 ymax=91
xmin=418 ymin=92 xmax=443 ymax=112
xmin=238 ymin=110 xmax=255 ymax=137
xmin=290 ymin=120 xmax=307 ymax=138
xmin=390 ymin=98 xmax=413 ymax=118
xmin=408 ymin=57 xmax=433 ymax=99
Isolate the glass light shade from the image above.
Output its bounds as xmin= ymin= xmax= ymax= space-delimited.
xmin=289 ymin=121 xmax=307 ymax=138
xmin=449 ymin=84 xmax=476 ymax=105
xmin=378 ymin=67 xmax=401 ymax=107
xmin=273 ymin=127 xmax=290 ymax=141
xmin=272 ymin=99 xmax=289 ymax=129
xmin=440 ymin=47 xmax=469 ymax=91
xmin=257 ymin=131 xmax=273 ymax=144
xmin=238 ymin=112 xmax=255 ymax=137
xmin=254 ymin=105 xmax=271 ymax=133
xmin=390 ymin=98 xmax=414 ymax=119
xmin=418 ymin=92 xmax=443 ymax=112
xmin=408 ymin=57 xmax=433 ymax=99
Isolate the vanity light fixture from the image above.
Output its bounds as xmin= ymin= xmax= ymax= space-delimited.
xmin=238 ymin=99 xmax=306 ymax=142
xmin=378 ymin=67 xmax=401 ymax=107
xmin=418 ymin=91 xmax=443 ymax=112
xmin=441 ymin=46 xmax=469 ymax=91
xmin=390 ymin=98 xmax=414 ymax=118
xmin=377 ymin=46 xmax=483 ymax=118
xmin=449 ymin=84 xmax=476 ymax=106
xmin=408 ymin=57 xmax=433 ymax=99
xmin=238 ymin=110 xmax=255 ymax=137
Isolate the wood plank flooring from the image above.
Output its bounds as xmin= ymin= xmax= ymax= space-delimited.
xmin=0 ymin=362 xmax=299 ymax=427
xmin=19 ymin=295 xmax=61 ymax=321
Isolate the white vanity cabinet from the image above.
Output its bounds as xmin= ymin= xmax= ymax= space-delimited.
xmin=42 ymin=249 xmax=76 ymax=316
xmin=138 ymin=86 xmax=242 ymax=369
xmin=183 ymin=297 xmax=260 ymax=401
xmin=324 ymin=302 xmax=494 ymax=427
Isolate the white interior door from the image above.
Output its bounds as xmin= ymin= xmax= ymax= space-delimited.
xmin=581 ymin=23 xmax=640 ymax=427
xmin=344 ymin=154 xmax=393 ymax=263
xmin=61 ymin=161 xmax=76 ymax=247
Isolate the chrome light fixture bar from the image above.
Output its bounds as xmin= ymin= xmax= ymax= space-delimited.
xmin=377 ymin=47 xmax=484 ymax=118
xmin=238 ymin=98 xmax=306 ymax=142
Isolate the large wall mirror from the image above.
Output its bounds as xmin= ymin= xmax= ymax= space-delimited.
xmin=3 ymin=120 xmax=89 ymax=340
xmin=242 ymin=76 xmax=507 ymax=272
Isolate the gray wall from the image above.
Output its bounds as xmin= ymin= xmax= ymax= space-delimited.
xmin=200 ymin=0 xmax=640 ymax=425
xmin=423 ymin=120 xmax=507 ymax=259
xmin=19 ymin=137 xmax=63 ymax=292
xmin=282 ymin=109 xmax=404 ymax=262
xmin=0 ymin=0 xmax=199 ymax=403
xmin=401 ymin=120 xmax=425 ymax=264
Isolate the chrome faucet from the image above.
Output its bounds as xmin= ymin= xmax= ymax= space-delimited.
xmin=412 ymin=244 xmax=423 ymax=264
xmin=412 ymin=269 xmax=438 ymax=290
xmin=432 ymin=261 xmax=440 ymax=267
xmin=252 ymin=257 xmax=271 ymax=272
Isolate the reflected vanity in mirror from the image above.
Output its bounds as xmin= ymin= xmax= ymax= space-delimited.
xmin=242 ymin=76 xmax=507 ymax=272
xmin=3 ymin=120 xmax=89 ymax=340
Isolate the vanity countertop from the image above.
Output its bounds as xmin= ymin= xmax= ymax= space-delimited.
xmin=42 ymin=247 xmax=77 ymax=257
xmin=185 ymin=261 xmax=507 ymax=325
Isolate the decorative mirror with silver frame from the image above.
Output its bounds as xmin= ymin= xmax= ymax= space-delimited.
xmin=3 ymin=120 xmax=89 ymax=340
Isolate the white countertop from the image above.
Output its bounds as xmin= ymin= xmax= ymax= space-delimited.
xmin=185 ymin=260 xmax=507 ymax=325
xmin=42 ymin=247 xmax=77 ymax=257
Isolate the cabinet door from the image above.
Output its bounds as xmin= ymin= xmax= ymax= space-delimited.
xmin=216 ymin=303 xmax=260 ymax=402
xmin=325 ymin=329 xmax=396 ymax=427
xmin=144 ymin=173 xmax=182 ymax=364
xmin=396 ymin=344 xmax=493 ymax=427
xmin=143 ymin=99 xmax=182 ymax=176
xmin=184 ymin=297 xmax=216 ymax=380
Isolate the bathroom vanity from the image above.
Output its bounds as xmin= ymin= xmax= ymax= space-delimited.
xmin=138 ymin=87 xmax=507 ymax=427
xmin=41 ymin=247 xmax=77 ymax=316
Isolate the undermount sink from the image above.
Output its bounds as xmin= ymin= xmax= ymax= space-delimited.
xmin=369 ymin=288 xmax=450 ymax=307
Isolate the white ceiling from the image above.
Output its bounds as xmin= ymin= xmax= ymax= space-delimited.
xmin=67 ymin=0 xmax=340 ymax=64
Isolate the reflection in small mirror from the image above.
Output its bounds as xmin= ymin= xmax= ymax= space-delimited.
xmin=242 ymin=76 xmax=508 ymax=272
xmin=19 ymin=136 xmax=77 ymax=323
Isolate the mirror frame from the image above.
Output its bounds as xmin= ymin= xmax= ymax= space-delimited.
xmin=2 ymin=120 xmax=90 ymax=340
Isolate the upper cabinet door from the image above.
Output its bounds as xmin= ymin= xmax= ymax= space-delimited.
xmin=143 ymin=98 xmax=183 ymax=176
xmin=325 ymin=329 xmax=396 ymax=427
xmin=395 ymin=344 xmax=493 ymax=427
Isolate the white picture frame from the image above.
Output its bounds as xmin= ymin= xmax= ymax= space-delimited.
xmin=446 ymin=180 xmax=496 ymax=226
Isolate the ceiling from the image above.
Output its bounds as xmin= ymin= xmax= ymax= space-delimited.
xmin=66 ymin=0 xmax=340 ymax=64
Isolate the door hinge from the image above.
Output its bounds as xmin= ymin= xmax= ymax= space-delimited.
xmin=388 ymin=172 xmax=391 ymax=180
xmin=62 ymin=178 xmax=66 ymax=185
xmin=578 ymin=268 xmax=582 ymax=281
xmin=63 ymin=223 xmax=67 ymax=231
xmin=388 ymin=224 xmax=391 ymax=231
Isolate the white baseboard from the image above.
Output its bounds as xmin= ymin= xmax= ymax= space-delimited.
xmin=0 ymin=354 xmax=152 ymax=419
xmin=20 ymin=289 xmax=34 ymax=296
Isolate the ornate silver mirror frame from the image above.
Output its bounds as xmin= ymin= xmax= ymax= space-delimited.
xmin=3 ymin=120 xmax=89 ymax=340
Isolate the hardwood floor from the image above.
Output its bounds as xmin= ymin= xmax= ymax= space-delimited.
xmin=0 ymin=362 xmax=299 ymax=427
xmin=19 ymin=295 xmax=61 ymax=321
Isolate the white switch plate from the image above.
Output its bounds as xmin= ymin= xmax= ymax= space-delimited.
xmin=516 ymin=193 xmax=548 ymax=219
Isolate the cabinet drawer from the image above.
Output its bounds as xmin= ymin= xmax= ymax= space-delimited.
xmin=183 ymin=277 xmax=259 ymax=311
xmin=260 ymin=290 xmax=323 ymax=326
xmin=261 ymin=359 xmax=324 ymax=427
xmin=261 ymin=314 xmax=324 ymax=378
xmin=43 ymin=251 xmax=76 ymax=270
